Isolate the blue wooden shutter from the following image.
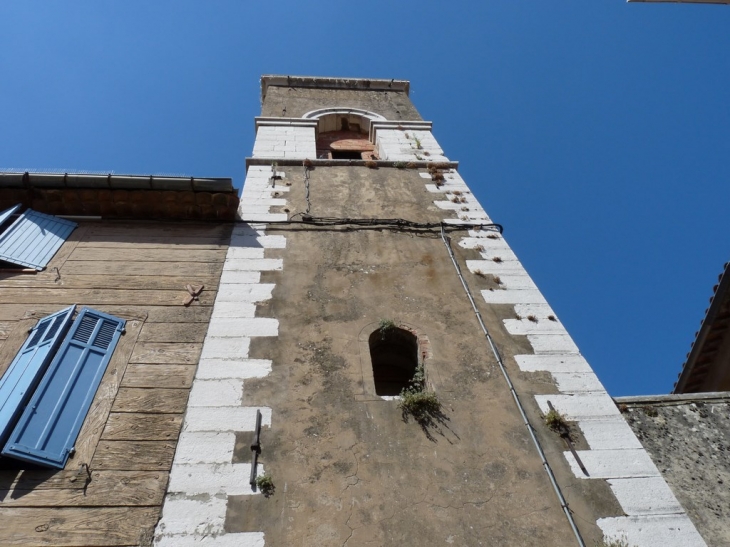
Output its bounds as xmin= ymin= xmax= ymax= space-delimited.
xmin=2 ymin=308 xmax=126 ymax=468
xmin=0 ymin=209 xmax=77 ymax=270
xmin=0 ymin=306 xmax=75 ymax=446
xmin=0 ymin=204 xmax=21 ymax=229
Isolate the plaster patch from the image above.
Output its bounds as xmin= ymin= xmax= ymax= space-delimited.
xmin=183 ymin=406 xmax=272 ymax=433
xmin=597 ymin=514 xmax=707 ymax=547
xmin=607 ymin=477 xmax=685 ymax=516
xmin=564 ymin=449 xmax=660 ymax=479
xmin=174 ymin=431 xmax=236 ymax=464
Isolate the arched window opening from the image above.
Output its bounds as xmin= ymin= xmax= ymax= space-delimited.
xmin=369 ymin=327 xmax=419 ymax=396
xmin=316 ymin=129 xmax=378 ymax=160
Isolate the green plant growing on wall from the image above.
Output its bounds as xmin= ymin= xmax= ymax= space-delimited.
xmin=393 ymin=161 xmax=407 ymax=169
xmin=398 ymin=364 xmax=440 ymax=420
xmin=255 ymin=473 xmax=275 ymax=497
xmin=378 ymin=318 xmax=397 ymax=338
xmin=413 ymin=135 xmax=423 ymax=149
xmin=544 ymin=409 xmax=567 ymax=432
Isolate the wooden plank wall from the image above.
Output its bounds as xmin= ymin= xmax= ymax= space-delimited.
xmin=0 ymin=220 xmax=230 ymax=547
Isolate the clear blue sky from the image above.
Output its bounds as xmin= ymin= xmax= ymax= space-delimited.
xmin=1 ymin=2 xmax=728 ymax=396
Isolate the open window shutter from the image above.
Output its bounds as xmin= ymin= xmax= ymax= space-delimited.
xmin=2 ymin=308 xmax=125 ymax=468
xmin=0 ymin=209 xmax=77 ymax=270
xmin=0 ymin=306 xmax=75 ymax=446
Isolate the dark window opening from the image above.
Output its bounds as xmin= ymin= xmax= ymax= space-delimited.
xmin=369 ymin=327 xmax=419 ymax=396
xmin=340 ymin=117 xmax=349 ymax=131
xmin=331 ymin=150 xmax=364 ymax=160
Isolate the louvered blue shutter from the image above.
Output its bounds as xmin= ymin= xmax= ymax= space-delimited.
xmin=0 ymin=306 xmax=75 ymax=446
xmin=0 ymin=209 xmax=77 ymax=270
xmin=2 ymin=308 xmax=126 ymax=468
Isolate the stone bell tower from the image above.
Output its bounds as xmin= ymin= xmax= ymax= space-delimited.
xmin=154 ymin=76 xmax=707 ymax=547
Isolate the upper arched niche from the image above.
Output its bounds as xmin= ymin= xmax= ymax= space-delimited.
xmin=303 ymin=108 xmax=386 ymax=160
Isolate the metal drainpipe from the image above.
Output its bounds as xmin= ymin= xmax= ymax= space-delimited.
xmin=440 ymin=225 xmax=586 ymax=547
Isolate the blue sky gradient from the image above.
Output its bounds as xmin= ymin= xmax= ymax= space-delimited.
xmin=1 ymin=1 xmax=728 ymax=395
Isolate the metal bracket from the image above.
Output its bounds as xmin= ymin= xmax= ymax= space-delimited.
xmin=249 ymin=409 xmax=263 ymax=488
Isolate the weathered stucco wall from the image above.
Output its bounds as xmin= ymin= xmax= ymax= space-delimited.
xmin=617 ymin=394 xmax=730 ymax=547
xmin=219 ymin=164 xmax=621 ymax=546
xmin=262 ymin=86 xmax=422 ymax=120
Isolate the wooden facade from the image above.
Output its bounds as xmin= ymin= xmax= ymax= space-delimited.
xmin=0 ymin=219 xmax=229 ymax=546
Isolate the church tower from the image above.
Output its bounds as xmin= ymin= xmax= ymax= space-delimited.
xmin=154 ymin=76 xmax=706 ymax=547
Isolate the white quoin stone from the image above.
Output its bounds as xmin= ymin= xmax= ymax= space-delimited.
xmin=167 ymin=463 xmax=255 ymax=496
xmin=564 ymin=449 xmax=660 ymax=479
xmin=515 ymin=354 xmax=593 ymax=373
xmin=597 ymin=514 xmax=707 ymax=547
xmin=174 ymin=431 xmax=237 ymax=464
xmin=155 ymin=496 xmax=228 ymax=536
xmin=207 ymin=317 xmax=279 ymax=338
xmin=578 ymin=418 xmax=645 ymax=450
xmin=534 ymin=393 xmax=621 ymax=421
xmin=196 ymin=359 xmax=272 ymax=380
xmin=155 ymin=533 xmax=266 ymax=547
xmin=188 ymin=379 xmax=243 ymax=407
xmin=607 ymin=477 xmax=685 ymax=516
xmin=183 ymin=406 xmax=272 ymax=433
xmin=199 ymin=337 xmax=251 ymax=360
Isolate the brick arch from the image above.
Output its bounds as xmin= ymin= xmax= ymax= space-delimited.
xmin=302 ymin=107 xmax=386 ymax=137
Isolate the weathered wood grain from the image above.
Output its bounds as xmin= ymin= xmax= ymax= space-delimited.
xmin=0 ymin=319 xmax=37 ymax=379
xmin=91 ymin=441 xmax=176 ymax=471
xmin=138 ymin=322 xmax=208 ymax=343
xmin=43 ymin=225 xmax=88 ymax=273
xmin=0 ymin=305 xmax=211 ymax=323
xmin=130 ymin=343 xmax=202 ymax=364
xmin=121 ymin=364 xmax=196 ymax=389
xmin=61 ymin=261 xmax=222 ymax=277
xmin=0 ymin=288 xmax=215 ymax=306
xmin=102 ymin=413 xmax=183 ymax=441
xmin=70 ymin=318 xmax=143 ymax=470
xmin=83 ymin=222 xmax=231 ymax=237
xmin=0 ymin=506 xmax=159 ymax=546
xmin=0 ymin=471 xmax=167 ymax=507
xmin=0 ymin=321 xmax=13 ymax=340
xmin=111 ymin=388 xmax=189 ymax=414
xmin=0 ymin=275 xmax=218 ymax=291
xmin=68 ymin=248 xmax=226 ymax=263
xmin=78 ymin=236 xmax=227 ymax=250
